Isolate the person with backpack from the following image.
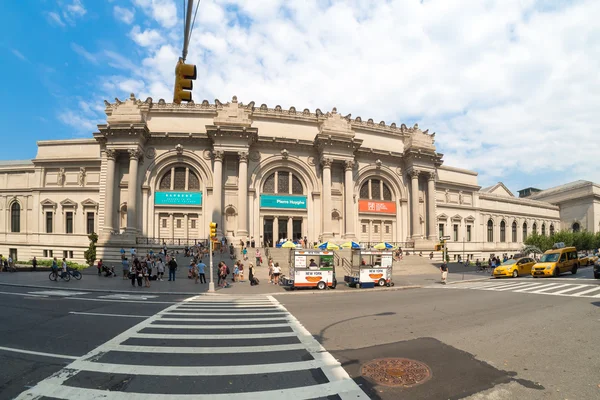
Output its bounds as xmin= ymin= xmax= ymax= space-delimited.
xmin=168 ymin=257 xmax=178 ymax=281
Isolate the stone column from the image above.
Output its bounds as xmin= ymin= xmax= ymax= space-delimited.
xmin=184 ymin=214 xmax=189 ymax=241
xmin=169 ymin=213 xmax=174 ymax=240
xmin=237 ymin=151 xmax=249 ymax=237
xmin=287 ymin=217 xmax=293 ymax=241
xmin=410 ymin=169 xmax=421 ymax=238
xmin=427 ymin=172 xmax=437 ymax=241
xmin=273 ymin=216 xmax=279 ymax=247
xmin=344 ymin=160 xmax=355 ymax=239
xmin=103 ymin=149 xmax=117 ymax=232
xmin=126 ymin=149 xmax=141 ymax=233
xmin=212 ymin=151 xmax=224 ymax=234
xmin=142 ymin=188 xmax=149 ymax=236
xmin=321 ymin=157 xmax=333 ymax=239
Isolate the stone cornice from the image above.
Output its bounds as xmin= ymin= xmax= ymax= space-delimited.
xmin=436 ymin=180 xmax=482 ymax=191
xmin=479 ymin=192 xmax=559 ymax=210
xmin=438 ymin=165 xmax=478 ymax=176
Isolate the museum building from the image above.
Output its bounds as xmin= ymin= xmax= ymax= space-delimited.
xmin=0 ymin=94 xmax=597 ymax=263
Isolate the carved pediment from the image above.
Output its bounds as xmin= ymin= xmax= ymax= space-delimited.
xmin=318 ymin=107 xmax=354 ymax=137
xmin=451 ymin=214 xmax=462 ymax=222
xmin=213 ymin=95 xmax=252 ymax=127
xmin=81 ymin=198 xmax=99 ymax=209
xmin=465 ymin=215 xmax=475 ymax=223
xmin=40 ymin=198 xmax=57 ymax=208
xmin=437 ymin=213 xmax=448 ymax=220
xmin=60 ymin=198 xmax=78 ymax=209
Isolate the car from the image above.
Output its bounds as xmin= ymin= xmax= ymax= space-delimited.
xmin=493 ymin=257 xmax=536 ymax=278
xmin=578 ymin=253 xmax=597 ymax=266
xmin=594 ymin=259 xmax=600 ymax=279
xmin=532 ymin=246 xmax=578 ymax=277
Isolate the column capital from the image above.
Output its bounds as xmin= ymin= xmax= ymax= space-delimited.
xmin=238 ymin=151 xmax=249 ymax=163
xmin=128 ymin=148 xmax=143 ymax=160
xmin=427 ymin=171 xmax=436 ymax=181
xmin=105 ymin=149 xmax=117 ymax=160
xmin=409 ymin=169 xmax=420 ymax=179
xmin=344 ymin=160 xmax=355 ymax=171
xmin=213 ymin=150 xmax=224 ymax=161
xmin=321 ymin=157 xmax=333 ymax=168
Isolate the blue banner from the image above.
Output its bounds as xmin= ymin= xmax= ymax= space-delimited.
xmin=155 ymin=192 xmax=202 ymax=206
xmin=260 ymin=194 xmax=307 ymax=209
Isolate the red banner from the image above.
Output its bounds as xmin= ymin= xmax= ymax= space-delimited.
xmin=358 ymin=200 xmax=397 ymax=214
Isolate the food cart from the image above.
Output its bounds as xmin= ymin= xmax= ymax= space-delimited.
xmin=284 ymin=249 xmax=337 ymax=290
xmin=344 ymin=249 xmax=394 ymax=288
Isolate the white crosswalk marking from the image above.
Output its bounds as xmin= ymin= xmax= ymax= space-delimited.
xmin=16 ymin=295 xmax=368 ymax=400
xmin=428 ymin=280 xmax=600 ymax=298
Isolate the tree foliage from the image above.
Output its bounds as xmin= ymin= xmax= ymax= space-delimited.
xmin=84 ymin=232 xmax=98 ymax=267
xmin=524 ymin=230 xmax=600 ymax=252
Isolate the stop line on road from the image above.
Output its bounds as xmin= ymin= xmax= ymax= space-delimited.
xmin=16 ymin=295 xmax=368 ymax=399
xmin=430 ymin=280 xmax=600 ymax=298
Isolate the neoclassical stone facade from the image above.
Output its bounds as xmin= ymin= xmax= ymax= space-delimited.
xmin=0 ymin=93 xmax=592 ymax=263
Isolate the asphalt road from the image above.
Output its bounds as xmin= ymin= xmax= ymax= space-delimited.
xmin=1 ymin=272 xmax=598 ymax=399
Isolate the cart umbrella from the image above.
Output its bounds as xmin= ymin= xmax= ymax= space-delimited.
xmin=315 ymin=242 xmax=340 ymax=250
xmin=340 ymin=241 xmax=361 ymax=249
xmin=281 ymin=240 xmax=297 ymax=248
xmin=373 ymin=242 xmax=395 ymax=250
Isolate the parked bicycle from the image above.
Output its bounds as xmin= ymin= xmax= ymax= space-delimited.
xmin=3 ymin=263 xmax=17 ymax=272
xmin=49 ymin=269 xmax=70 ymax=282
xmin=66 ymin=267 xmax=82 ymax=280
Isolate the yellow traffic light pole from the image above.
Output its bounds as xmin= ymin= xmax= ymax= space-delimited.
xmin=208 ymin=222 xmax=218 ymax=292
xmin=173 ymin=0 xmax=198 ymax=104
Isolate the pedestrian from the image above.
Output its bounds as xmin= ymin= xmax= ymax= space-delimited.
xmin=143 ymin=262 xmax=151 ymax=288
xmin=191 ymin=262 xmax=199 ymax=284
xmin=168 ymin=257 xmax=178 ymax=281
xmin=122 ymin=257 xmax=129 ymax=280
xmin=132 ymin=259 xmax=143 ymax=287
xmin=272 ymin=262 xmax=281 ymax=285
xmin=255 ymin=248 xmax=262 ymax=266
xmin=268 ymin=261 xmax=274 ymax=284
xmin=248 ymin=262 xmax=255 ymax=285
xmin=61 ymin=258 xmax=68 ymax=276
xmin=242 ymin=246 xmax=248 ymax=261
xmin=97 ymin=258 xmax=102 ymax=275
xmin=120 ymin=247 xmax=125 ymax=259
xmin=440 ymin=261 xmax=448 ymax=284
xmin=233 ymin=263 xmax=239 ymax=282
xmin=197 ymin=260 xmax=206 ymax=284
xmin=250 ymin=237 xmax=255 ymax=248
xmin=239 ymin=263 xmax=245 ymax=282
xmin=156 ymin=257 xmax=165 ymax=281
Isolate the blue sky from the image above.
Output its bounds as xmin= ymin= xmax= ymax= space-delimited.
xmin=1 ymin=0 xmax=598 ymax=194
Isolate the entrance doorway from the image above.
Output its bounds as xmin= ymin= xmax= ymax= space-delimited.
xmin=278 ymin=218 xmax=287 ymax=241
xmin=293 ymin=219 xmax=302 ymax=240
xmin=263 ymin=218 xmax=273 ymax=247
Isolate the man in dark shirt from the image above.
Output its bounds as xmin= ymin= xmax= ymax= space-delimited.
xmin=168 ymin=258 xmax=178 ymax=281
xmin=440 ymin=262 xmax=448 ymax=284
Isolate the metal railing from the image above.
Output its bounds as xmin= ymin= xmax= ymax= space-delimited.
xmin=136 ymin=237 xmax=209 ymax=247
xmin=358 ymin=241 xmax=415 ymax=249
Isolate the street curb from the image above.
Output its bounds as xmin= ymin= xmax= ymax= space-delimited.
xmin=447 ymin=277 xmax=491 ymax=285
xmin=0 ymin=281 xmax=423 ymax=297
xmin=272 ymin=285 xmax=423 ymax=296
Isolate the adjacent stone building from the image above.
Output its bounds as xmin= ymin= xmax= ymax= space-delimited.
xmin=0 ymin=94 xmax=592 ymax=263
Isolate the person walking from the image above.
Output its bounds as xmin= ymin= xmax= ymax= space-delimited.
xmin=32 ymin=256 xmax=37 ymax=271
xmin=122 ymin=257 xmax=129 ymax=280
xmin=168 ymin=257 xmax=178 ymax=281
xmin=156 ymin=257 xmax=165 ymax=281
xmin=239 ymin=263 xmax=245 ymax=282
xmin=191 ymin=262 xmax=199 ymax=284
xmin=248 ymin=262 xmax=255 ymax=285
xmin=272 ymin=262 xmax=281 ymax=285
xmin=255 ymin=248 xmax=262 ymax=267
xmin=197 ymin=260 xmax=206 ymax=284
xmin=440 ymin=261 xmax=448 ymax=284
xmin=242 ymin=247 xmax=248 ymax=261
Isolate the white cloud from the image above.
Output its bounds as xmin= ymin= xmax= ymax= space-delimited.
xmin=71 ymin=43 xmax=98 ymax=64
xmin=57 ymin=109 xmax=102 ymax=135
xmin=11 ymin=49 xmax=27 ymax=61
xmin=46 ymin=11 xmax=66 ymax=27
xmin=66 ymin=0 xmax=86 ymax=18
xmin=103 ymin=50 xmax=137 ymax=70
xmin=107 ymin=0 xmax=600 ymax=189
xmin=133 ymin=0 xmax=178 ymax=29
xmin=130 ymin=25 xmax=164 ymax=47
xmin=114 ymin=6 xmax=135 ymax=24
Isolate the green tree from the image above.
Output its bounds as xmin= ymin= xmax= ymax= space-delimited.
xmin=84 ymin=232 xmax=98 ymax=267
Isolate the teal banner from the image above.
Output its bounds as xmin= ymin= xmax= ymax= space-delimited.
xmin=260 ymin=194 xmax=307 ymax=209
xmin=155 ymin=192 xmax=202 ymax=206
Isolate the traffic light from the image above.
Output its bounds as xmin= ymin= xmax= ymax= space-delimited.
xmin=209 ymin=222 xmax=218 ymax=239
xmin=173 ymin=57 xmax=197 ymax=104
xmin=435 ymin=244 xmax=442 ymax=251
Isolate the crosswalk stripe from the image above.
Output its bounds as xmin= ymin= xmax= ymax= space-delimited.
xmin=481 ymin=282 xmax=536 ymax=291
xmin=135 ymin=332 xmax=297 ymax=339
xmin=515 ymin=283 xmax=565 ymax=293
xmin=569 ymin=287 xmax=600 ymax=297
xmin=159 ymin=317 xmax=289 ymax=322
xmin=25 ymin=376 xmax=366 ymax=400
xmin=163 ymin=311 xmax=287 ymax=316
xmin=496 ymin=283 xmax=545 ymax=292
xmin=529 ymin=284 xmax=572 ymax=293
xmin=549 ymin=284 xmax=590 ymax=295
xmin=146 ymin=323 xmax=291 ymax=329
xmin=441 ymin=280 xmax=600 ymax=298
xmin=106 ymin=343 xmax=309 ymax=354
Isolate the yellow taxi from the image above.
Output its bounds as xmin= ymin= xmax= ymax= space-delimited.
xmin=578 ymin=253 xmax=598 ymax=266
xmin=493 ymin=257 xmax=536 ymax=278
xmin=532 ymin=246 xmax=579 ymax=277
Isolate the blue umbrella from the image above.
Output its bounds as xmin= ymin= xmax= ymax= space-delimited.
xmin=341 ymin=241 xmax=361 ymax=249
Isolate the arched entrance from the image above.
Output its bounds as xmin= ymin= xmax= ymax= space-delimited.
xmin=358 ymin=178 xmax=396 ymax=244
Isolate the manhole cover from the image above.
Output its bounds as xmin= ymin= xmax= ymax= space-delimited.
xmin=361 ymin=358 xmax=432 ymax=387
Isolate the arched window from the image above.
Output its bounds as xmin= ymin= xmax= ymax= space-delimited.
xmin=532 ymin=223 xmax=537 ymax=235
xmin=159 ymin=167 xmax=200 ymax=191
xmin=359 ymin=179 xmax=393 ymax=201
xmin=487 ymin=220 xmax=494 ymax=242
xmin=511 ymin=221 xmax=517 ymax=242
xmin=262 ymin=171 xmax=304 ymax=194
xmin=500 ymin=221 xmax=506 ymax=242
xmin=10 ymin=202 xmax=20 ymax=233
xmin=550 ymin=224 xmax=555 ymax=236
xmin=541 ymin=223 xmax=546 ymax=236
xmin=522 ymin=223 xmax=528 ymax=241
xmin=572 ymin=222 xmax=580 ymax=233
